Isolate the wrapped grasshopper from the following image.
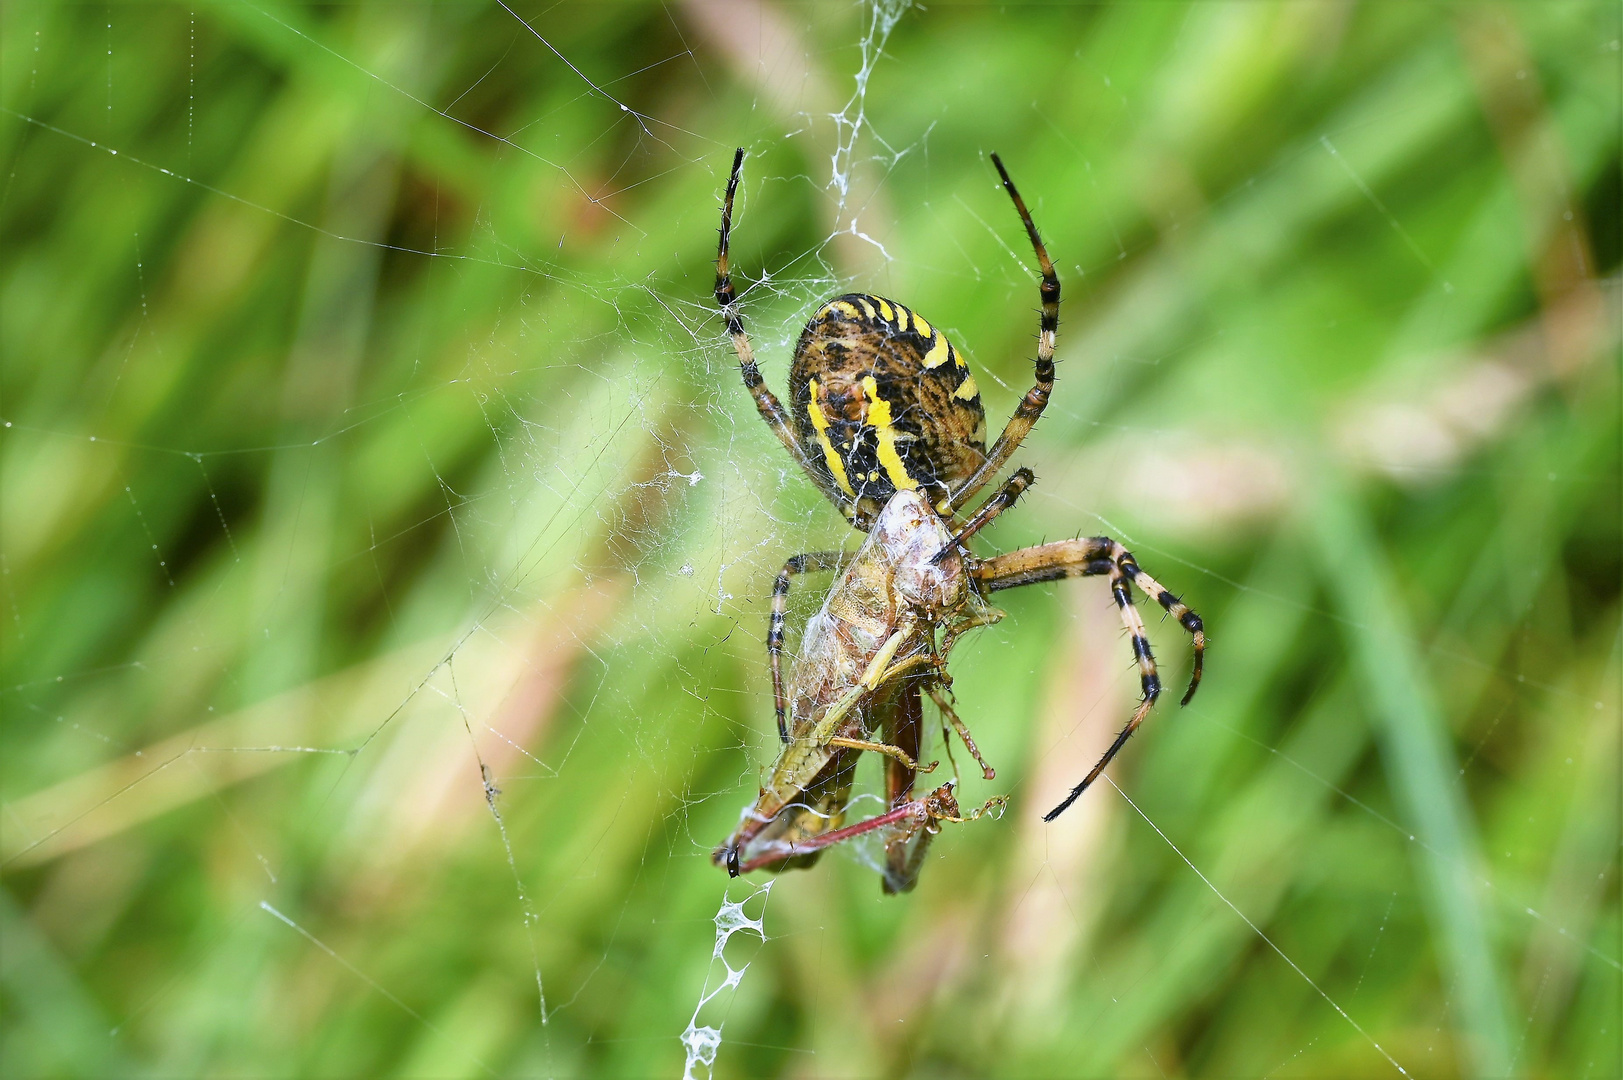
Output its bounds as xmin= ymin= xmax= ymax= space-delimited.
xmin=713 ymin=490 xmax=1002 ymax=892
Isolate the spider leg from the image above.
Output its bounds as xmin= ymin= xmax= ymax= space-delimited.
xmin=715 ymin=149 xmax=848 ymax=512
xmin=971 ymin=536 xmax=1205 ymax=818
xmin=1118 ymin=555 xmax=1206 ymax=705
xmin=769 ymin=551 xmax=844 ymax=741
xmin=933 ymin=467 xmax=1034 ymax=563
xmin=972 ymin=542 xmax=1113 ymax=591
xmin=944 ymin=154 xmax=1059 ymax=513
xmin=1042 ymin=557 xmax=1160 ymax=820
xmin=974 ymin=537 xmax=1204 ymax=699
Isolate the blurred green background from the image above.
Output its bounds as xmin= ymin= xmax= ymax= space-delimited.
xmin=2 ymin=1 xmax=1618 ymax=1077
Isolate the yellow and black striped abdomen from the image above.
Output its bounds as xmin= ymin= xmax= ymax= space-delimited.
xmin=789 ymin=293 xmax=988 ymax=529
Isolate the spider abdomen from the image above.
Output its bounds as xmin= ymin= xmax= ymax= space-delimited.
xmin=789 ymin=293 xmax=987 ymax=528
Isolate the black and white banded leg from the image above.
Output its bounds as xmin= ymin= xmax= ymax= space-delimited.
xmin=934 ymin=468 xmax=1034 ymax=563
xmin=768 ymin=551 xmax=844 ymax=741
xmin=970 ymin=536 xmax=1205 ymax=819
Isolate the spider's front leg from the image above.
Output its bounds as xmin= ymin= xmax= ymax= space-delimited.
xmin=714 ymin=150 xmax=797 ymax=462
xmin=971 ymin=536 xmax=1205 ymax=819
xmin=943 ymin=153 xmax=1060 ymax=513
xmin=934 ymin=468 xmax=1034 ymax=563
xmin=715 ymin=149 xmax=849 ymax=513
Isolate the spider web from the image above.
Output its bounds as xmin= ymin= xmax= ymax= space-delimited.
xmin=1 ymin=2 xmax=1619 ymax=1079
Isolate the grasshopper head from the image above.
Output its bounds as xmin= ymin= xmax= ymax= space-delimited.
xmin=870 ymin=490 xmax=965 ymax=619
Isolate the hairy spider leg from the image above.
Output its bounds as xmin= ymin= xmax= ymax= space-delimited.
xmin=934 ymin=467 xmax=1034 ymax=563
xmin=1118 ymin=551 xmax=1206 ymax=705
xmin=971 ymin=537 xmax=1205 ymax=818
xmin=714 ymin=148 xmax=849 ymax=514
xmin=973 ymin=537 xmax=1205 ymax=701
xmin=768 ymin=551 xmax=845 ymax=741
xmin=943 ymin=154 xmax=1059 ymax=513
